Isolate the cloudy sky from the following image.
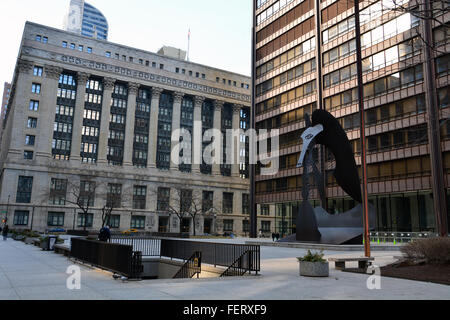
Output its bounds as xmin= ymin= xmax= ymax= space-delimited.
xmin=0 ymin=0 xmax=252 ymax=87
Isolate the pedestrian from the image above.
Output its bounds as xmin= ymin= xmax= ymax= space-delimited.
xmin=276 ymin=233 xmax=280 ymax=241
xmin=2 ymin=224 xmax=9 ymax=241
xmin=272 ymin=232 xmax=276 ymax=242
xmin=98 ymin=225 xmax=111 ymax=242
xmin=258 ymin=229 xmax=262 ymax=238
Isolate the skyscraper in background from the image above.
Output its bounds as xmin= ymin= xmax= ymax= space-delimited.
xmin=64 ymin=0 xmax=109 ymax=40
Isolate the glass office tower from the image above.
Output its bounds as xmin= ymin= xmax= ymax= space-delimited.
xmin=65 ymin=0 xmax=109 ymax=40
xmin=253 ymin=0 xmax=449 ymax=235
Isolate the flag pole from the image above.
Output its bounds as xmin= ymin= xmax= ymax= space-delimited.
xmin=187 ymin=28 xmax=191 ymax=62
xmin=354 ymin=0 xmax=371 ymax=257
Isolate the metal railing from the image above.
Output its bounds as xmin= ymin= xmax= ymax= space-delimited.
xmin=221 ymin=250 xmax=253 ymax=277
xmin=370 ymin=232 xmax=437 ymax=244
xmin=173 ymin=251 xmax=202 ymax=279
xmin=160 ymin=239 xmax=260 ymax=275
xmin=109 ymin=237 xmax=261 ymax=276
xmin=110 ymin=237 xmax=161 ymax=257
xmin=71 ymin=238 xmax=143 ymax=278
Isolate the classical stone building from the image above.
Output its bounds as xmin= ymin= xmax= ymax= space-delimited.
xmin=0 ymin=22 xmax=274 ymax=236
xmin=253 ymin=0 xmax=449 ymax=236
xmin=0 ymin=82 xmax=11 ymax=145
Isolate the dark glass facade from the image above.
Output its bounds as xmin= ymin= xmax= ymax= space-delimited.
xmin=254 ymin=0 xmax=449 ymax=234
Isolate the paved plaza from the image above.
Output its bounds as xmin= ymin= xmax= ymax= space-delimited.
xmin=0 ymin=238 xmax=449 ymax=300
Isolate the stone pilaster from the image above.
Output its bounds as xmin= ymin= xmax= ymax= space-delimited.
xmin=35 ymin=64 xmax=63 ymax=161
xmin=212 ymin=100 xmax=224 ymax=176
xmin=97 ymin=77 xmax=115 ymax=165
xmin=123 ymin=82 xmax=139 ymax=167
xmin=148 ymin=87 xmax=163 ymax=168
xmin=8 ymin=60 xmax=34 ymax=158
xmin=170 ymin=92 xmax=184 ymax=171
xmin=70 ymin=72 xmax=90 ymax=162
xmin=232 ymin=104 xmax=242 ymax=178
xmin=192 ymin=96 xmax=205 ymax=174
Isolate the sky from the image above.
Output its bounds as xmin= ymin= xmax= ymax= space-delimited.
xmin=0 ymin=0 xmax=252 ymax=87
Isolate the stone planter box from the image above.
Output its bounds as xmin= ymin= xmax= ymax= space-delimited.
xmin=299 ymin=261 xmax=329 ymax=277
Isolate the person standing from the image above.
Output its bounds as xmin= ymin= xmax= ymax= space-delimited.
xmin=2 ymin=224 xmax=9 ymax=241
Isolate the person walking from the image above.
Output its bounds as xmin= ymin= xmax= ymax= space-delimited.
xmin=98 ymin=225 xmax=111 ymax=242
xmin=2 ymin=224 xmax=9 ymax=241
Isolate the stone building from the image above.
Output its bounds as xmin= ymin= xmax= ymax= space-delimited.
xmin=253 ymin=0 xmax=449 ymax=236
xmin=0 ymin=82 xmax=11 ymax=145
xmin=0 ymin=22 xmax=274 ymax=236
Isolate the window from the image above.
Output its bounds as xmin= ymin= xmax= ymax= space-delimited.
xmin=157 ymin=187 xmax=170 ymax=211
xmin=133 ymin=186 xmax=147 ymax=210
xmin=49 ymin=179 xmax=67 ymax=205
xmin=176 ymin=67 xmax=180 ymax=73
xmin=70 ymin=43 xmax=76 ymax=50
xmin=242 ymin=194 xmax=250 ymax=215
xmin=106 ymin=51 xmax=112 ymax=58
xmin=131 ymin=216 xmax=146 ymax=229
xmin=14 ymin=211 xmax=29 ymax=226
xmin=107 ymin=215 xmax=121 ymax=229
xmin=43 ymin=36 xmax=48 ymax=44
xmin=160 ymin=64 xmax=164 ymax=70
xmin=24 ymin=151 xmax=34 ymax=160
xmin=261 ymin=221 xmax=271 ymax=232
xmin=16 ymin=176 xmax=33 ymax=203
xmin=25 ymin=135 xmax=35 ymax=146
xmin=36 ymin=35 xmax=41 ymax=42
xmin=33 ymin=66 xmax=43 ymax=77
xmin=31 ymin=83 xmax=41 ymax=94
xmin=48 ymin=212 xmax=65 ymax=227
xmin=107 ymin=184 xmax=122 ymax=208
xmin=78 ymin=45 xmax=84 ymax=52
xmin=260 ymin=205 xmax=270 ymax=216
xmin=223 ymin=220 xmax=234 ymax=232
xmin=202 ymin=191 xmax=214 ymax=213
xmin=29 ymin=100 xmax=39 ymax=111
xmin=87 ymin=47 xmax=92 ymax=53
xmin=28 ymin=117 xmax=37 ymax=128
xmin=243 ymin=220 xmax=250 ymax=233
xmin=77 ymin=213 xmax=94 ymax=228
xmin=223 ymin=193 xmax=234 ymax=214
xmin=62 ymin=41 xmax=68 ymax=48
xmin=80 ymin=181 xmax=96 ymax=207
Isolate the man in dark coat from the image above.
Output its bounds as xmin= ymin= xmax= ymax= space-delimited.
xmin=98 ymin=225 xmax=111 ymax=242
xmin=2 ymin=224 xmax=9 ymax=241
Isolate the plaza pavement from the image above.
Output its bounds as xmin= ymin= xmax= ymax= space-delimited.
xmin=0 ymin=237 xmax=449 ymax=300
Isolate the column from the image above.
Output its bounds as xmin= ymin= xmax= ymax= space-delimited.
xmin=70 ymin=72 xmax=90 ymax=162
xmin=212 ymin=100 xmax=224 ymax=176
xmin=170 ymin=92 xmax=184 ymax=171
xmin=8 ymin=60 xmax=33 ymax=158
xmin=36 ymin=64 xmax=63 ymax=161
xmin=123 ymin=82 xmax=139 ymax=167
xmin=192 ymin=96 xmax=205 ymax=174
xmin=148 ymin=87 xmax=163 ymax=168
xmin=232 ymin=104 xmax=242 ymax=178
xmin=97 ymin=78 xmax=115 ymax=165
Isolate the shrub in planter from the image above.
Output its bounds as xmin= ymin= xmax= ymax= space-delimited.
xmin=297 ymin=250 xmax=329 ymax=277
xmin=401 ymin=237 xmax=450 ymax=265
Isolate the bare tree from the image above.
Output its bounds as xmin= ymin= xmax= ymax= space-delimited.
xmin=96 ymin=183 xmax=132 ymax=229
xmin=185 ymin=191 xmax=220 ymax=236
xmin=41 ymin=175 xmax=97 ymax=232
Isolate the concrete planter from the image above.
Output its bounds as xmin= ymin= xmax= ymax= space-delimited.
xmin=299 ymin=261 xmax=329 ymax=277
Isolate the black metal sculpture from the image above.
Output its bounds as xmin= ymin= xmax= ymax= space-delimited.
xmin=283 ymin=109 xmax=375 ymax=245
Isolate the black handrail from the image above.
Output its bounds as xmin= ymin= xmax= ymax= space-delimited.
xmin=221 ymin=250 xmax=250 ymax=277
xmin=173 ymin=251 xmax=202 ymax=279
